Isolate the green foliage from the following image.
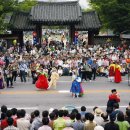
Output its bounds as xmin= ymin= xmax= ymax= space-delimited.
xmin=15 ymin=0 xmax=37 ymax=12
xmin=0 ymin=0 xmax=37 ymax=33
xmin=90 ymin=0 xmax=130 ymax=34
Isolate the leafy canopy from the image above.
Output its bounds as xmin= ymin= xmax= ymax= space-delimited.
xmin=0 ymin=0 xmax=36 ymax=33
xmin=89 ymin=0 xmax=130 ymax=34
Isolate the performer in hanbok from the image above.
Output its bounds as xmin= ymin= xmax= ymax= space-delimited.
xmin=35 ymin=70 xmax=49 ymax=90
xmin=108 ymin=62 xmax=115 ymax=82
xmin=114 ymin=62 xmax=122 ymax=83
xmin=70 ymin=77 xmax=83 ymax=98
xmin=48 ymin=67 xmax=59 ymax=89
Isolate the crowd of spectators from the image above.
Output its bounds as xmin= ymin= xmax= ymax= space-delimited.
xmin=0 ymin=34 xmax=130 ymax=88
xmin=0 ymin=34 xmax=130 ymax=129
xmin=1 ymin=102 xmax=130 ymax=130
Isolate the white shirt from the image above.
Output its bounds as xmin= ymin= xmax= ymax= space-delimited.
xmin=4 ymin=126 xmax=19 ymax=130
xmin=17 ymin=118 xmax=30 ymax=130
xmin=38 ymin=125 xmax=52 ymax=130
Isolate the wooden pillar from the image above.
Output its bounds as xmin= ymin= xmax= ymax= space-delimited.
xmin=12 ymin=31 xmax=23 ymax=47
xmin=36 ymin=25 xmax=42 ymax=44
xmin=69 ymin=25 xmax=75 ymax=44
xmin=88 ymin=31 xmax=94 ymax=45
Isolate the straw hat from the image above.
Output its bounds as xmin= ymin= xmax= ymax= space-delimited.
xmin=95 ymin=108 xmax=103 ymax=116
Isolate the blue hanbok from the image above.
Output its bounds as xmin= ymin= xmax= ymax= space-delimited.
xmin=70 ymin=80 xmax=81 ymax=97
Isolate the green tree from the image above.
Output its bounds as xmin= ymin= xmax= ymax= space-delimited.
xmin=0 ymin=0 xmax=36 ymax=33
xmin=89 ymin=0 xmax=130 ymax=34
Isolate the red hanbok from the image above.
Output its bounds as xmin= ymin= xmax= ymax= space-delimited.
xmin=109 ymin=66 xmax=115 ymax=77
xmin=114 ymin=67 xmax=122 ymax=83
xmin=35 ymin=74 xmax=49 ymax=89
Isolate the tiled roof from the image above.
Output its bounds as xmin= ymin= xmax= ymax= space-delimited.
xmin=30 ymin=1 xmax=82 ymax=24
xmin=9 ymin=12 xmax=35 ymax=31
xmin=75 ymin=11 xmax=101 ymax=31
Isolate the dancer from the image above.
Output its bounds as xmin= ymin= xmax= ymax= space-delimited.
xmin=35 ymin=70 xmax=49 ymax=90
xmin=70 ymin=77 xmax=83 ymax=98
xmin=49 ymin=67 xmax=59 ymax=89
xmin=114 ymin=62 xmax=122 ymax=83
xmin=108 ymin=62 xmax=115 ymax=82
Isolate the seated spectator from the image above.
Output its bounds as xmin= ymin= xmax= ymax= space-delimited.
xmin=48 ymin=112 xmax=55 ymax=129
xmin=1 ymin=105 xmax=7 ymax=120
xmin=125 ymin=109 xmax=130 ymax=124
xmin=4 ymin=117 xmax=19 ymax=130
xmin=53 ymin=110 xmax=66 ymax=130
xmin=38 ymin=117 xmax=52 ymax=130
xmin=72 ymin=113 xmax=84 ymax=130
xmin=17 ymin=109 xmax=30 ymax=130
xmin=63 ymin=110 xmax=70 ymax=120
xmin=1 ymin=110 xmax=17 ymax=130
xmin=30 ymin=110 xmax=42 ymax=130
xmin=42 ymin=110 xmax=49 ymax=118
xmin=116 ymin=112 xmax=130 ymax=130
xmin=94 ymin=108 xmax=104 ymax=126
xmin=80 ymin=106 xmax=87 ymax=122
xmin=11 ymin=108 xmax=17 ymax=119
xmin=126 ymin=102 xmax=130 ymax=111
xmin=101 ymin=113 xmax=109 ymax=127
xmin=104 ymin=114 xmax=119 ymax=130
xmin=63 ymin=120 xmax=74 ymax=130
xmin=110 ymin=103 xmax=120 ymax=119
xmin=84 ymin=113 xmax=97 ymax=130
xmin=94 ymin=125 xmax=104 ymax=130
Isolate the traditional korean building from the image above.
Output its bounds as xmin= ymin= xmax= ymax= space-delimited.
xmin=9 ymin=1 xmax=101 ymax=46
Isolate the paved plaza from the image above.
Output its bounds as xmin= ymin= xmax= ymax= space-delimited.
xmin=0 ymin=76 xmax=130 ymax=113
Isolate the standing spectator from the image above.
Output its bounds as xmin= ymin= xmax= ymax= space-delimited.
xmin=0 ymin=72 xmax=4 ymax=89
xmin=1 ymin=105 xmax=7 ymax=120
xmin=4 ymin=65 xmax=13 ymax=88
xmin=4 ymin=118 xmax=19 ymax=130
xmin=17 ymin=109 xmax=30 ymax=130
xmin=91 ymin=60 xmax=98 ymax=80
xmin=19 ymin=61 xmax=28 ymax=82
xmin=38 ymin=117 xmax=52 ymax=130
